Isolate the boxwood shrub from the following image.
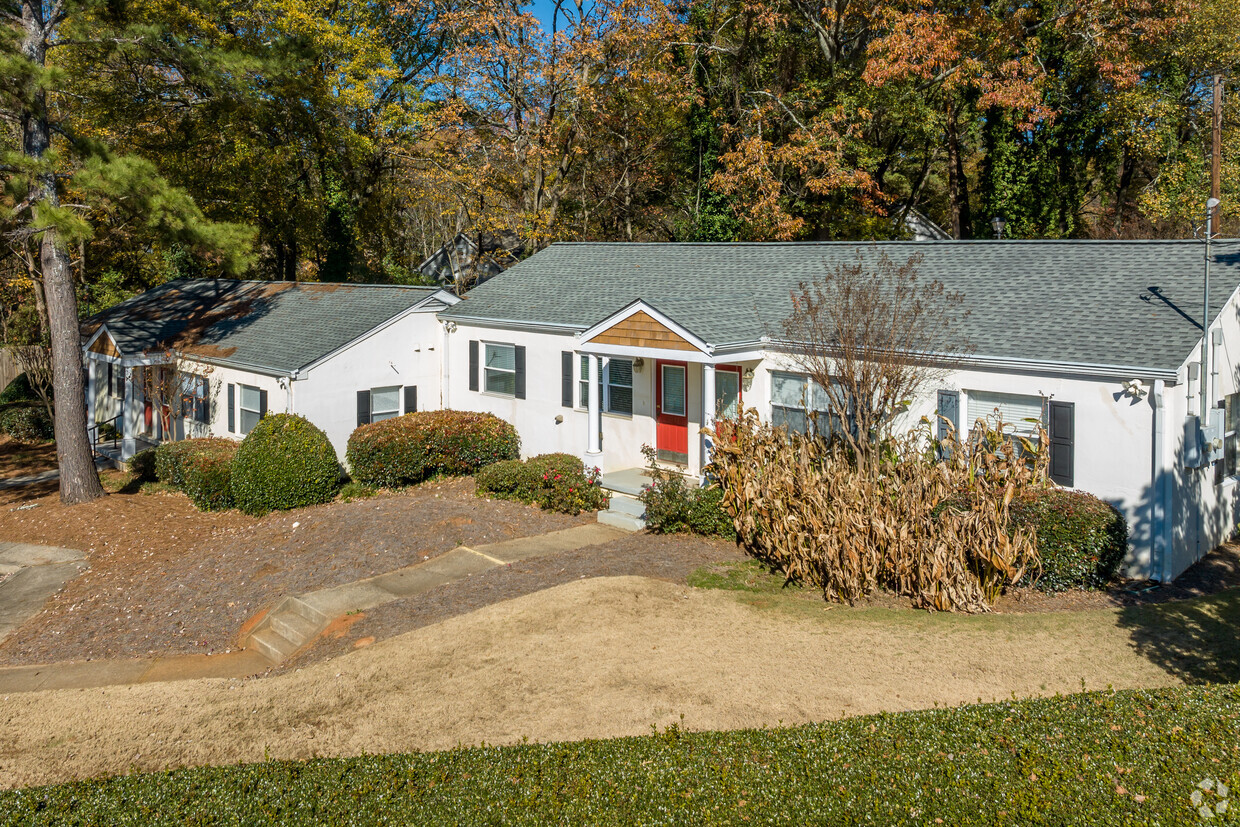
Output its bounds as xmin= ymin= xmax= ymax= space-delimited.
xmin=1010 ymin=488 xmax=1128 ymax=591
xmin=476 ymin=454 xmax=608 ymax=514
xmin=347 ymin=410 xmax=519 ymax=488
xmin=641 ymin=472 xmax=735 ymax=538
xmin=127 ymin=447 xmax=158 ymax=482
xmin=0 ymin=405 xmax=52 ymax=442
xmin=231 ymin=414 xmax=340 ymax=516
xmin=0 ymin=373 xmax=35 ymax=404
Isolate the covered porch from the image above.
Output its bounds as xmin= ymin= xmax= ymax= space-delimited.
xmin=83 ymin=326 xmax=188 ymax=462
xmin=576 ymin=300 xmax=760 ymax=480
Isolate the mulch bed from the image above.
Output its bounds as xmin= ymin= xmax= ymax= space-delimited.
xmin=0 ymin=437 xmax=57 ymax=478
xmin=281 ymin=532 xmax=746 ymax=669
xmin=0 ymin=477 xmax=588 ymax=665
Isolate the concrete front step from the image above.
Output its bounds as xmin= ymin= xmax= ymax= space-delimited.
xmin=598 ymin=509 xmax=645 ymax=531
xmin=607 ymin=492 xmax=646 ymax=518
xmin=247 ymin=627 xmax=299 ymax=663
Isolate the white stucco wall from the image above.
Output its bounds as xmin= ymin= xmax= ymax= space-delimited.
xmin=294 ymin=308 xmax=444 ymax=460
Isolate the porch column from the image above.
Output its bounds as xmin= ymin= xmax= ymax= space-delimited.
xmin=121 ymin=362 xmax=137 ymax=460
xmin=585 ymin=354 xmax=603 ymax=469
xmin=84 ymin=358 xmax=96 ymax=434
xmin=701 ymin=363 xmax=716 ymax=478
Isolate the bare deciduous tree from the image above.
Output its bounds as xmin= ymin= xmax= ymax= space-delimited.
xmin=780 ymin=250 xmax=971 ymax=469
xmin=129 ymin=354 xmax=217 ymax=442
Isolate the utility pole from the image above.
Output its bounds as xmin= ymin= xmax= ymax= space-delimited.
xmin=1212 ymin=74 xmax=1223 ymax=224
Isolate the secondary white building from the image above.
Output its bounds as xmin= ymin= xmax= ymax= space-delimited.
xmin=82 ymin=279 xmax=457 ymax=460
xmin=437 ymin=240 xmax=1240 ymax=582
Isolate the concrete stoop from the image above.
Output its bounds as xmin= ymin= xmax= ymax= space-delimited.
xmin=598 ymin=491 xmax=646 ymax=531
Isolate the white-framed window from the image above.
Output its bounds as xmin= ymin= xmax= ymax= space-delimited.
xmin=106 ymin=362 xmax=123 ymax=399
xmin=484 ymin=342 xmax=517 ymax=396
xmin=185 ymin=375 xmax=210 ymax=424
xmin=965 ymin=390 xmax=1046 ymax=439
xmin=1224 ymin=393 xmax=1240 ymax=478
xmin=579 ymin=356 xmax=633 ymax=415
xmin=370 ymin=385 xmax=401 ymax=422
xmin=239 ymin=384 xmax=263 ymax=435
xmin=770 ymin=371 xmax=834 ymax=436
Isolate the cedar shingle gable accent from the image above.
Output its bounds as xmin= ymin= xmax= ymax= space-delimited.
xmin=586 ymin=311 xmax=697 ymax=351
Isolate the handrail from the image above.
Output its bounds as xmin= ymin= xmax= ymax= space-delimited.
xmin=89 ymin=413 xmax=122 ymax=454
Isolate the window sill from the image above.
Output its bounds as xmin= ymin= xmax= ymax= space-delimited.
xmin=481 ymin=390 xmax=518 ymax=400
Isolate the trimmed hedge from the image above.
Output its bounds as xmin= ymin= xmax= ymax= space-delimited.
xmin=347 ymin=410 xmax=519 ymax=487
xmin=3 ymin=685 xmax=1239 ymax=824
xmin=475 ymin=459 xmax=536 ymax=501
xmin=182 ymin=442 xmax=239 ymax=511
xmin=1010 ymin=488 xmax=1128 ymax=591
xmin=231 ymin=414 xmax=340 ymax=516
xmin=0 ymin=405 xmax=52 ymax=442
xmin=476 ymin=454 xmax=608 ymax=515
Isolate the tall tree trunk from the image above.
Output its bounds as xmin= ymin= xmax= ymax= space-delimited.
xmin=21 ymin=0 xmax=105 ymax=503
xmin=945 ymin=96 xmax=973 ymax=239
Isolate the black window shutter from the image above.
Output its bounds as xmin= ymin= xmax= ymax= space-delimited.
xmin=561 ymin=352 xmax=573 ymax=407
xmin=514 ymin=346 xmax=526 ymax=399
xmin=936 ymin=389 xmax=960 ymax=441
xmin=107 ymin=363 xmax=113 ymax=396
xmin=404 ymin=385 xmax=417 ymax=415
xmin=357 ymin=390 xmax=372 ymax=426
xmin=1048 ymin=400 xmax=1074 ymax=487
xmin=227 ymin=383 xmax=235 ymax=433
xmin=258 ymin=389 xmax=268 ymax=419
xmin=469 ymin=341 xmax=479 ymax=391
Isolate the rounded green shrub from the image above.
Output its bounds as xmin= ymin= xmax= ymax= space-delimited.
xmin=347 ymin=410 xmax=519 ymax=488
xmin=231 ymin=413 xmax=340 ymax=516
xmin=476 ymin=459 xmax=538 ymax=502
xmin=537 ymin=465 xmax=609 ymax=515
xmin=182 ymin=441 xmax=239 ymax=511
xmin=0 ymin=374 xmax=35 ymax=405
xmin=1010 ymin=488 xmax=1127 ymax=592
xmin=128 ymin=447 xmax=158 ymax=482
xmin=0 ymin=405 xmax=53 ymax=442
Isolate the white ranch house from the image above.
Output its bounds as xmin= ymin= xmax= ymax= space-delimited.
xmin=84 ymin=239 xmax=1240 ymax=583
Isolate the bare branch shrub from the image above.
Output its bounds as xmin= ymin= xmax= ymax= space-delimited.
xmin=12 ymin=344 xmax=54 ymax=421
xmin=129 ymin=352 xmax=216 ymax=441
xmin=780 ymin=250 xmax=970 ymax=468
xmin=710 ymin=410 xmax=1047 ymax=613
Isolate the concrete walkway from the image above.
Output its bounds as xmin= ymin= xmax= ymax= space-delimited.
xmin=0 ymin=522 xmax=628 ymax=694
xmin=0 ymin=543 xmax=88 ymax=644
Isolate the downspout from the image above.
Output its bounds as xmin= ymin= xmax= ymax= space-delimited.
xmin=1151 ymin=380 xmax=1174 ymax=583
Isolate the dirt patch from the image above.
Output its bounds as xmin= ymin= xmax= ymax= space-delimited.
xmin=0 ymin=575 xmax=1191 ymax=790
xmin=283 ymin=532 xmax=744 ymax=667
xmin=0 ymin=437 xmax=56 ymax=478
xmin=0 ymin=477 xmax=587 ymax=665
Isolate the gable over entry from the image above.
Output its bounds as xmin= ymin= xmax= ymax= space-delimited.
xmin=578 ymin=300 xmax=713 ymax=363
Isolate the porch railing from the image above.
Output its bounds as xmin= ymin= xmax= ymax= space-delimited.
xmin=88 ymin=413 xmax=122 ymax=456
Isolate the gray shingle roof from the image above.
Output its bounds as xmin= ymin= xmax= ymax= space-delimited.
xmin=441 ymin=240 xmax=1240 ymax=373
xmin=85 ymin=279 xmax=441 ymax=374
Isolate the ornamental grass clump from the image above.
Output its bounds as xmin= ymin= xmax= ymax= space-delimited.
xmin=710 ymin=410 xmax=1047 ymax=612
xmin=347 ymin=410 xmax=520 ymax=487
xmin=231 ymin=414 xmax=340 ymax=516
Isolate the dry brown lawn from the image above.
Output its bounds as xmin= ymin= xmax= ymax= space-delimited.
xmin=0 ymin=574 xmax=1210 ymax=790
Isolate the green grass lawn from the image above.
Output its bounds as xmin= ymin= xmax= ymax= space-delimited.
xmin=3 ymin=684 xmax=1238 ymax=825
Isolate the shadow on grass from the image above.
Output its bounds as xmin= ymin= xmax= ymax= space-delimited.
xmin=1117 ymin=588 xmax=1240 ymax=684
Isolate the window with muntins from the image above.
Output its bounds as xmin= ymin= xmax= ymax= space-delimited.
xmin=371 ymin=386 xmax=400 ymax=422
xmin=579 ymin=356 xmax=633 ymax=415
xmin=186 ymin=376 xmax=210 ymax=424
xmin=239 ymin=385 xmax=262 ymax=435
xmin=484 ymin=343 xmax=517 ymax=396
xmin=1225 ymin=393 xmax=1240 ymax=478
xmin=770 ymin=372 xmax=835 ymax=436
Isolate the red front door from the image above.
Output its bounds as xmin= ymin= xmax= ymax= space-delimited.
xmin=655 ymin=360 xmax=689 ymax=464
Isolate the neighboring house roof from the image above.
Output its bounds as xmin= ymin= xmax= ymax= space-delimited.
xmin=84 ymin=279 xmax=448 ymax=374
xmin=898 ymin=207 xmax=952 ymax=241
xmin=417 ymin=231 xmax=523 ymax=287
xmin=440 ymin=240 xmax=1240 ymax=375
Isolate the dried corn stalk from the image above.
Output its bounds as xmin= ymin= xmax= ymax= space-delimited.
xmin=709 ymin=410 xmax=1046 ymax=613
